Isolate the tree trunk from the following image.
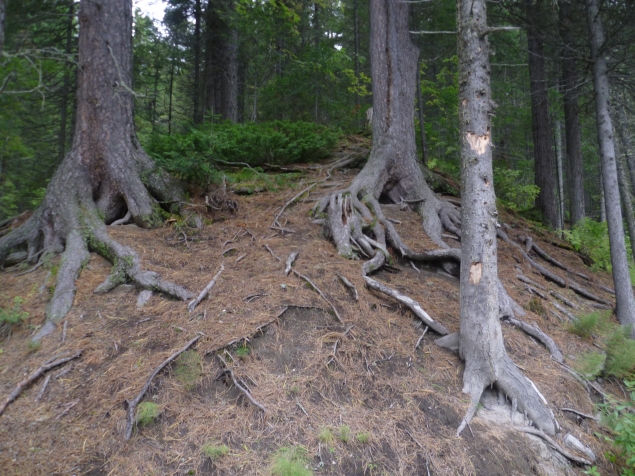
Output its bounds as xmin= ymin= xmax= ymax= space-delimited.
xmin=222 ymin=28 xmax=239 ymax=122
xmin=416 ymin=59 xmax=428 ymax=166
xmin=58 ymin=0 xmax=75 ymax=162
xmin=455 ymin=0 xmax=556 ymax=436
xmin=586 ymin=0 xmax=635 ymax=333
xmin=526 ymin=0 xmax=558 ymax=228
xmin=618 ymin=155 xmax=635 ymax=262
xmin=193 ymin=0 xmax=202 ymax=123
xmin=555 ymin=118 xmax=565 ymax=231
xmin=559 ymin=0 xmax=585 ymax=225
xmin=0 ymin=0 xmax=192 ymax=342
xmin=0 ymin=0 xmax=5 ymax=56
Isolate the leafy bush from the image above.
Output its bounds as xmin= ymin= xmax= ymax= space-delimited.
xmin=494 ymin=166 xmax=540 ymax=211
xmin=0 ymin=296 xmax=29 ymax=335
xmin=599 ymin=379 xmax=635 ymax=474
xmin=136 ymin=402 xmax=160 ymax=427
xmin=563 ymin=218 xmax=618 ymax=272
xmin=574 ymin=351 xmax=606 ymax=380
xmin=147 ymin=121 xmax=340 ymax=185
xmin=271 ymin=446 xmax=312 ymax=476
xmin=569 ymin=311 xmax=607 ymax=339
xmin=202 ymin=443 xmax=229 ymax=460
xmin=605 ymin=326 xmax=635 ymax=378
xmin=174 ymin=350 xmax=203 ymax=390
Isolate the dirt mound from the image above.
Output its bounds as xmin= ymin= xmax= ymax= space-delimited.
xmin=0 ymin=163 xmax=623 ymax=475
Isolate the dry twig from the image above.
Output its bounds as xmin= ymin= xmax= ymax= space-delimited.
xmin=124 ymin=335 xmax=201 ymax=440
xmin=517 ymin=426 xmax=592 ymax=465
xmin=284 ymin=251 xmax=299 ymax=276
xmin=0 ymin=350 xmax=82 ymax=417
xmin=188 ymin=262 xmax=225 ymax=312
xmin=336 ymin=273 xmax=358 ymax=300
xmin=292 ymin=270 xmax=344 ymax=324
xmin=560 ymin=408 xmax=599 ymax=421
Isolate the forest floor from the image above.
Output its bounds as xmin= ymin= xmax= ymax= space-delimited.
xmin=0 ymin=140 xmax=627 ymax=475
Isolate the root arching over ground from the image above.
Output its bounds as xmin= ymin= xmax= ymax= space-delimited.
xmin=0 ymin=145 xmax=193 ymax=341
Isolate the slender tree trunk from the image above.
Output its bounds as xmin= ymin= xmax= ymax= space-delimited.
xmin=0 ymin=0 xmax=5 ymax=56
xmin=168 ymin=57 xmax=175 ymax=135
xmin=455 ymin=0 xmax=556 ymax=437
xmin=586 ymin=0 xmax=635 ymax=333
xmin=555 ymin=118 xmax=564 ymax=230
xmin=416 ymin=59 xmax=428 ymax=166
xmin=193 ymin=0 xmax=202 ymax=123
xmin=615 ymin=102 xmax=635 ymax=198
xmin=618 ymin=155 xmax=635 ymax=262
xmin=237 ymin=58 xmax=246 ymax=123
xmin=58 ymin=0 xmax=75 ymax=162
xmin=526 ymin=0 xmax=558 ymax=228
xmin=223 ymin=28 xmax=239 ymax=122
xmin=559 ymin=0 xmax=585 ymax=225
xmin=354 ymin=0 xmax=360 ymax=115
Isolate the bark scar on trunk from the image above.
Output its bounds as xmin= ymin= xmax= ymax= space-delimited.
xmin=469 ymin=262 xmax=482 ymax=285
xmin=466 ymin=130 xmax=490 ymax=155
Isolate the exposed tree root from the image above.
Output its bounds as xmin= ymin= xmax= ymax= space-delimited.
xmin=503 ymin=317 xmax=563 ymax=363
xmin=124 ymin=334 xmax=202 ymax=440
xmin=292 ymin=269 xmax=344 ymax=324
xmin=336 ymin=273 xmax=358 ymax=301
xmin=518 ymin=426 xmax=593 ymax=466
xmin=188 ymin=262 xmax=225 ymax=312
xmin=0 ymin=350 xmax=82 ymax=417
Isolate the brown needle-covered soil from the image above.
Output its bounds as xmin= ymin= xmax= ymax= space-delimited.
xmin=0 ymin=151 xmax=626 ymax=475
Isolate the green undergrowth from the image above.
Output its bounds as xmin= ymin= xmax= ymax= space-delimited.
xmin=0 ymin=296 xmax=29 ymax=335
xmin=136 ymin=402 xmax=160 ymax=427
xmin=596 ymin=380 xmax=635 ymax=475
xmin=174 ymin=350 xmax=203 ymax=390
xmin=147 ymin=121 xmax=340 ymax=186
xmin=202 ymin=443 xmax=229 ymax=460
xmin=271 ymin=446 xmax=312 ymax=476
xmin=570 ymin=311 xmax=635 ymax=379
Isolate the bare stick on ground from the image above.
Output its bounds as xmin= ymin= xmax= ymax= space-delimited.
xmin=284 ymin=251 xmax=299 ymax=276
xmin=415 ymin=327 xmax=429 ymax=350
xmin=0 ymin=350 xmax=82 ymax=417
xmin=124 ymin=334 xmax=201 ymax=440
xmin=292 ymin=270 xmax=344 ymax=324
xmin=216 ymin=356 xmax=266 ymax=412
xmin=35 ymin=374 xmax=52 ymax=402
xmin=336 ymin=273 xmax=358 ymax=301
xmin=188 ymin=262 xmax=225 ymax=312
xmin=272 ymin=183 xmax=318 ymax=231
xmin=560 ymin=408 xmax=599 ymax=421
xmin=264 ymin=244 xmax=281 ymax=261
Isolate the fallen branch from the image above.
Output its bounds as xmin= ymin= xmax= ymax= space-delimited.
xmin=293 ymin=270 xmax=344 ymax=324
xmin=517 ymin=426 xmax=592 ymax=465
xmin=188 ymin=262 xmax=225 ymax=312
xmin=124 ymin=335 xmax=201 ymax=440
xmin=216 ymin=355 xmax=266 ymax=412
xmin=264 ymin=244 xmax=281 ymax=261
xmin=549 ymin=290 xmax=579 ymax=310
xmin=560 ymin=407 xmax=599 ymax=421
xmin=0 ymin=350 xmax=82 ymax=417
xmin=415 ymin=327 xmax=429 ymax=350
xmin=363 ymin=276 xmax=448 ymax=335
xmin=336 ymin=273 xmax=358 ymax=301
xmin=272 ymin=183 xmax=318 ymax=229
xmin=55 ymin=399 xmax=79 ymax=420
xmin=285 ymin=251 xmax=299 ymax=276
xmin=35 ymin=374 xmax=52 ymax=402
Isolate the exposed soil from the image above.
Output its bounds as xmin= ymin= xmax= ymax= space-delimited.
xmin=0 ymin=154 xmax=626 ymax=475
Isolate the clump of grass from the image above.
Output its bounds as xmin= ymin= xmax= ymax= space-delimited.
xmin=235 ymin=345 xmax=250 ymax=361
xmin=288 ymin=385 xmax=300 ymax=395
xmin=136 ymin=401 xmax=160 ymax=427
xmin=604 ymin=326 xmax=635 ymax=378
xmin=318 ymin=427 xmax=333 ymax=444
xmin=27 ymin=341 xmax=40 ymax=353
xmin=574 ymin=351 xmax=606 ymax=380
xmin=338 ymin=425 xmax=351 ymax=443
xmin=174 ymin=350 xmax=203 ymax=390
xmin=356 ymin=432 xmax=370 ymax=444
xmin=202 ymin=443 xmax=229 ymax=460
xmin=526 ymin=297 xmax=545 ymax=316
xmin=0 ymin=296 xmax=29 ymax=335
xmin=271 ymin=446 xmax=312 ymax=476
xmin=569 ymin=311 xmax=609 ymax=339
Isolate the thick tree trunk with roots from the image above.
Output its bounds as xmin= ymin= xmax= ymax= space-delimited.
xmin=586 ymin=0 xmax=635 ymax=334
xmin=0 ymin=0 xmax=193 ymax=341
xmin=456 ymin=0 xmax=556 ymax=436
xmin=314 ymin=0 xmax=460 ymax=263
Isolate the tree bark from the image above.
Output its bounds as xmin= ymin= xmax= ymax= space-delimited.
xmin=193 ymin=0 xmax=202 ymax=123
xmin=559 ymin=0 xmax=585 ymax=225
xmin=0 ymin=0 xmax=192 ymax=341
xmin=456 ymin=0 xmax=556 ymax=436
xmin=0 ymin=0 xmax=5 ymax=56
xmin=416 ymin=59 xmax=428 ymax=166
xmin=586 ymin=0 xmax=635 ymax=333
xmin=58 ymin=0 xmax=76 ymax=162
xmin=618 ymin=155 xmax=635 ymax=262
xmin=555 ymin=118 xmax=564 ymax=231
xmin=526 ymin=0 xmax=558 ymax=228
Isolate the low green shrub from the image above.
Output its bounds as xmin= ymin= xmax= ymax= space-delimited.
xmin=202 ymin=443 xmax=229 ymax=460
xmin=338 ymin=425 xmax=351 ymax=443
xmin=568 ymin=311 xmax=609 ymax=339
xmin=0 ymin=296 xmax=29 ymax=335
xmin=174 ymin=350 xmax=203 ymax=390
xmin=318 ymin=427 xmax=334 ymax=444
xmin=599 ymin=380 xmax=635 ymax=475
xmin=563 ymin=218 xmax=628 ymax=273
xmin=136 ymin=401 xmax=160 ymax=427
xmin=356 ymin=432 xmax=370 ymax=444
xmin=271 ymin=446 xmax=312 ymax=476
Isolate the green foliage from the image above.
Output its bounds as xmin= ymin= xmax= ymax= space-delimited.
xmin=338 ymin=425 xmax=351 ymax=443
xmin=563 ymin=218 xmax=614 ymax=272
xmin=136 ymin=402 xmax=160 ymax=427
xmin=202 ymin=443 xmax=229 ymax=460
xmin=599 ymin=380 xmax=635 ymax=475
xmin=574 ymin=352 xmax=606 ymax=380
xmin=568 ymin=311 xmax=607 ymax=339
xmin=494 ymin=166 xmax=540 ymax=211
xmin=174 ymin=350 xmax=203 ymax=390
xmin=147 ymin=121 xmax=340 ymax=186
xmin=318 ymin=427 xmax=334 ymax=444
xmin=0 ymin=296 xmax=29 ymax=334
xmin=271 ymin=446 xmax=312 ymax=476
xmin=569 ymin=311 xmax=635 ymax=379
xmin=356 ymin=432 xmax=370 ymax=444
xmin=27 ymin=340 xmax=41 ymax=354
